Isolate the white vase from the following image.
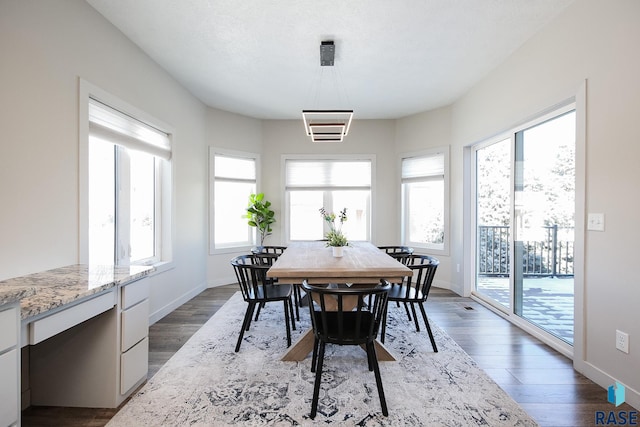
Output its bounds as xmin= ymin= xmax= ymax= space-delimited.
xmin=332 ymin=246 xmax=344 ymax=257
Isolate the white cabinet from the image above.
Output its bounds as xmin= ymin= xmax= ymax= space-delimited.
xmin=0 ymin=304 xmax=19 ymax=427
xmin=121 ymin=337 xmax=149 ymax=394
xmin=119 ymin=278 xmax=149 ymax=396
xmin=28 ymin=277 xmax=150 ymax=408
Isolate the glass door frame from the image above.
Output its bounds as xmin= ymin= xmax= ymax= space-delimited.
xmin=467 ymin=100 xmax=579 ymax=359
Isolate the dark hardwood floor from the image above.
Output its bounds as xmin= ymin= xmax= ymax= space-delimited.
xmin=22 ymin=285 xmax=633 ymax=426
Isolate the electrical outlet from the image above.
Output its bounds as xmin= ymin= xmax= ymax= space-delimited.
xmin=616 ymin=330 xmax=629 ymax=353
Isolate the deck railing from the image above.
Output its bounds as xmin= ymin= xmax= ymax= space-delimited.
xmin=478 ymin=225 xmax=574 ymax=277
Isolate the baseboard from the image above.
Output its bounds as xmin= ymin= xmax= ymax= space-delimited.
xmin=574 ymin=359 xmax=640 ymax=410
xmin=208 ymin=274 xmax=237 ymax=288
xmin=148 ymin=282 xmax=207 ymax=325
xmin=21 ymin=389 xmax=30 ymax=411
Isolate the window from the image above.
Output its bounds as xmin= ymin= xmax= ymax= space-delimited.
xmin=210 ymin=150 xmax=258 ymax=251
xmin=401 ymin=148 xmax=449 ymax=252
xmin=285 ymin=157 xmax=373 ymax=242
xmin=85 ymin=96 xmax=172 ymax=266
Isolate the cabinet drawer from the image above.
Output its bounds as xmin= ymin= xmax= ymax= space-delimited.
xmin=120 ymin=337 xmax=148 ymax=395
xmin=0 ymin=306 xmax=18 ymax=352
xmin=29 ymin=291 xmax=116 ymax=345
xmin=121 ymin=299 xmax=149 ymax=351
xmin=0 ymin=349 xmax=19 ymax=426
xmin=121 ymin=279 xmax=149 ymax=310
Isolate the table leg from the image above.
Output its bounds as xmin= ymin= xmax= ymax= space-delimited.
xmin=370 ymin=340 xmax=396 ymax=362
xmin=281 ymin=328 xmax=396 ymax=362
xmin=281 ymin=329 xmax=315 ymax=361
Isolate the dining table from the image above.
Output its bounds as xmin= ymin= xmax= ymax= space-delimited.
xmin=267 ymin=241 xmax=411 ymax=362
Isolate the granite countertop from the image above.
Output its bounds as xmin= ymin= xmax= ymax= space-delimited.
xmin=0 ymin=264 xmax=153 ymax=319
xmin=0 ymin=286 xmax=37 ymax=307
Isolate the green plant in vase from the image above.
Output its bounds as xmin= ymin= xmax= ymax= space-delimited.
xmin=320 ymin=207 xmax=348 ymax=247
xmin=244 ymin=193 xmax=275 ymax=245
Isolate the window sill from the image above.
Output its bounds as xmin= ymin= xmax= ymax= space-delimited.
xmin=147 ymin=261 xmax=174 ymax=276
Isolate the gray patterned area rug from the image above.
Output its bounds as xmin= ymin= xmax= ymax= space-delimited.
xmin=108 ymin=292 xmax=537 ymax=426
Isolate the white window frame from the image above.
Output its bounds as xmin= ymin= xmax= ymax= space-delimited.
xmin=209 ymin=147 xmax=260 ymax=254
xmin=282 ymin=154 xmax=375 ymax=244
xmin=400 ymin=146 xmax=450 ymax=255
xmin=79 ymin=79 xmax=174 ymax=268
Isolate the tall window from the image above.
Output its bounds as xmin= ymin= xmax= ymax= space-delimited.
xmin=285 ymin=157 xmax=372 ymax=242
xmin=401 ymin=148 xmax=449 ymax=252
xmin=210 ymin=150 xmax=257 ymax=251
xmin=87 ymin=97 xmax=171 ymax=266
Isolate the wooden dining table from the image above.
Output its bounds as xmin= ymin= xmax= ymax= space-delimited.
xmin=267 ymin=241 xmax=411 ymax=362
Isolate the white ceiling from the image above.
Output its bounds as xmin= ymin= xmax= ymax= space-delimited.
xmin=86 ymin=0 xmax=574 ymax=120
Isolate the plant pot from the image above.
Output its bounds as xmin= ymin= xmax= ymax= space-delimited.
xmin=332 ymin=246 xmax=344 ymax=257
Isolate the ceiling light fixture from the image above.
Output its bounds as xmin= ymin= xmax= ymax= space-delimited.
xmin=302 ymin=41 xmax=353 ymax=143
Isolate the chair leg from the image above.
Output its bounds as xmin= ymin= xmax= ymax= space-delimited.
xmin=244 ymin=302 xmax=259 ymax=331
xmin=310 ymin=341 xmax=326 ymax=419
xmin=311 ymin=337 xmax=319 ymax=373
xmin=288 ymin=297 xmax=296 ymax=330
xmin=418 ymin=303 xmax=438 ymax=352
xmin=235 ymin=302 xmax=255 ymax=352
xmin=366 ymin=341 xmax=374 ymax=371
xmin=367 ymin=341 xmax=388 ymax=416
xmin=283 ymin=300 xmax=292 ymax=347
xmin=380 ymin=306 xmax=388 ymax=344
xmin=409 ymin=302 xmax=420 ymax=332
xmin=403 ymin=302 xmax=412 ymax=321
xmin=254 ymin=302 xmax=264 ymax=321
xmin=293 ymin=285 xmax=301 ymax=321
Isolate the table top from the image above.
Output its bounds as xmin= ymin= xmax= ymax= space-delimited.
xmin=267 ymin=241 xmax=411 ymax=284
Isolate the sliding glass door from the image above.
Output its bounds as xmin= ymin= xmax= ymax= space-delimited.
xmin=473 ymin=107 xmax=576 ymax=345
xmin=475 ymin=138 xmax=512 ymax=310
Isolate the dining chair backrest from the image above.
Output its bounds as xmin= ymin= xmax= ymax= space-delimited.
xmin=251 ymin=246 xmax=286 ymax=268
xmin=251 ymin=245 xmax=287 ymax=255
xmin=400 ymin=254 xmax=439 ymax=302
xmin=378 ymin=246 xmax=414 ymax=265
xmin=302 ymin=280 xmax=391 ymax=346
xmin=230 ymin=254 xmax=272 ymax=302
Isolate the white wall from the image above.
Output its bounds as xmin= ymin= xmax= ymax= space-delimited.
xmin=261 ymin=119 xmax=399 ymax=243
xmin=205 ymin=108 xmax=263 ymax=287
xmin=449 ymin=0 xmax=640 ymax=407
xmin=395 ymin=106 xmax=455 ymax=292
xmin=0 ymin=0 xmax=210 ymax=322
xmin=206 ymin=118 xmax=405 ymax=286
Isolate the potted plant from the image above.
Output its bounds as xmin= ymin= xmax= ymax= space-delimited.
xmin=244 ymin=193 xmax=275 ymax=245
xmin=320 ymin=207 xmax=348 ymax=257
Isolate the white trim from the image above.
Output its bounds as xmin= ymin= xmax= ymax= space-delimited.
xmin=465 ymin=93 xmax=582 ymax=357
xmin=148 ymin=280 xmax=207 ymax=326
xmin=280 ymin=154 xmax=376 ymax=244
xmin=78 ymin=78 xmax=175 ymax=268
xmin=571 ymin=80 xmax=587 ymax=376
xmin=398 ymin=146 xmax=450 ymax=255
xmin=208 ymin=147 xmax=260 ymax=254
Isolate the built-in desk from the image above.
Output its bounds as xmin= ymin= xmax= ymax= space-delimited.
xmin=0 ymin=288 xmax=34 ymax=427
xmin=0 ymin=264 xmax=153 ymax=426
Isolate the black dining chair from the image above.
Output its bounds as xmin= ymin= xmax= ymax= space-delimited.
xmin=230 ymin=254 xmax=296 ymax=352
xmin=250 ymin=245 xmax=302 ymax=321
xmin=381 ymin=254 xmax=439 ymax=352
xmin=378 ymin=245 xmax=414 ymax=265
xmin=302 ymin=280 xmax=392 ymax=419
xmin=251 ymin=245 xmax=287 ymax=256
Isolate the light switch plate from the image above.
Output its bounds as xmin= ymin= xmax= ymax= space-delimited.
xmin=587 ymin=213 xmax=605 ymax=231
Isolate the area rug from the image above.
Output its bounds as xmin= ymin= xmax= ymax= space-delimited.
xmin=108 ymin=292 xmax=537 ymax=426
